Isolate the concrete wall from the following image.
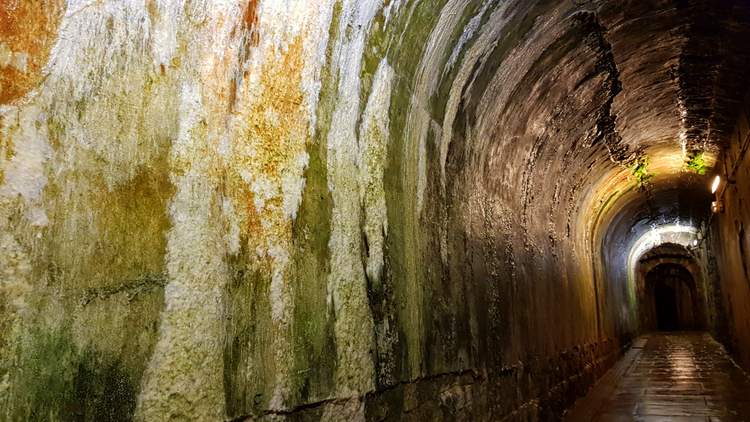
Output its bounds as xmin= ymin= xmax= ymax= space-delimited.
xmin=711 ymin=93 xmax=750 ymax=371
xmin=1 ymin=0 xmax=748 ymax=421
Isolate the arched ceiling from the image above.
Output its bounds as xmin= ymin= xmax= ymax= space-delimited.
xmin=640 ymin=242 xmax=695 ymax=263
xmin=3 ymin=0 xmax=748 ymax=269
xmin=375 ymin=0 xmax=750 ymax=351
xmin=590 ymin=0 xmax=750 ymax=282
xmin=1 ymin=1 xmax=749 ymax=417
xmin=425 ymin=0 xmax=750 ymax=269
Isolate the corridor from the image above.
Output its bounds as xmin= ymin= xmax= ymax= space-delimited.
xmin=3 ymin=0 xmax=750 ymax=420
xmin=567 ymin=333 xmax=750 ymax=421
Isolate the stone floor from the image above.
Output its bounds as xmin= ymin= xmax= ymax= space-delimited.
xmin=565 ymin=332 xmax=750 ymax=421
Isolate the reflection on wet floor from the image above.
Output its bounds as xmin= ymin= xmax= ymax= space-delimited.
xmin=566 ymin=332 xmax=750 ymax=421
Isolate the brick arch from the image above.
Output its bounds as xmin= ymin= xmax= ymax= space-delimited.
xmin=636 ymin=243 xmax=708 ymax=332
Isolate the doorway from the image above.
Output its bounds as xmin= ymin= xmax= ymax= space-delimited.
xmin=646 ymin=263 xmax=697 ymax=331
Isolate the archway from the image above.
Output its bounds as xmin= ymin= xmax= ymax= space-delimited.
xmin=635 ymin=242 xmax=708 ymax=332
xmin=646 ymin=263 xmax=699 ymax=331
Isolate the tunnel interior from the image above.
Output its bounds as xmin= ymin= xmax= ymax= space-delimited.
xmin=654 ymin=273 xmax=680 ymax=331
xmin=637 ymin=242 xmax=707 ymax=333
xmin=648 ymin=262 xmax=697 ymax=331
xmin=1 ymin=0 xmax=750 ymax=421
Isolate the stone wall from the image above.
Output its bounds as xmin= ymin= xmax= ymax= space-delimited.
xmin=710 ymin=92 xmax=750 ymax=371
xmin=233 ymin=338 xmax=623 ymax=421
xmin=3 ymin=0 xmax=749 ymax=420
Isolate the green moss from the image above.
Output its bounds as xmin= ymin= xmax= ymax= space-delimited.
xmin=44 ymin=160 xmax=173 ymax=293
xmin=286 ymin=17 xmax=342 ymax=393
xmin=685 ymin=150 xmax=707 ymax=175
xmin=317 ymin=0 xmax=343 ymax=139
xmin=223 ymin=260 xmax=276 ymax=416
xmin=2 ymin=326 xmax=136 ymax=422
xmin=46 ymin=118 xmax=65 ymax=150
xmin=630 ymin=156 xmax=653 ymax=188
xmin=385 ymin=0 xmax=448 ymax=80
xmin=287 ymin=0 xmax=340 ymax=402
xmin=360 ymin=4 xmax=388 ymax=114
xmin=289 ymin=128 xmax=336 ymax=403
xmin=376 ymin=0 xmax=461 ymax=381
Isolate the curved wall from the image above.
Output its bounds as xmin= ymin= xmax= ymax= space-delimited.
xmin=0 ymin=0 xmax=749 ymax=420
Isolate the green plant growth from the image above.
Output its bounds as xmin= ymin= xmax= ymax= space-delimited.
xmin=2 ymin=326 xmax=136 ymax=421
xmin=686 ymin=151 xmax=707 ymax=175
xmin=631 ymin=157 xmax=653 ymax=188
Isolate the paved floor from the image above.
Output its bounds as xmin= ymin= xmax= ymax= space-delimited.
xmin=565 ymin=332 xmax=750 ymax=421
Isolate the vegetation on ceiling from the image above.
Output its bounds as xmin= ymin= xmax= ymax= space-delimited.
xmin=630 ymin=156 xmax=653 ymax=188
xmin=685 ymin=150 xmax=707 ymax=175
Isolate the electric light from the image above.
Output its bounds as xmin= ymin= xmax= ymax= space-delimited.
xmin=711 ymin=175 xmax=721 ymax=194
xmin=629 ymin=224 xmax=699 ymax=268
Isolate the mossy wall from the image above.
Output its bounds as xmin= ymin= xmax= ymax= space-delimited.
xmin=0 ymin=1 xmax=653 ymax=420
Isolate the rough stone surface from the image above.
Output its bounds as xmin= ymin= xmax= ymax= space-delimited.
xmin=711 ymin=90 xmax=750 ymax=372
xmin=1 ymin=1 xmax=749 ymax=421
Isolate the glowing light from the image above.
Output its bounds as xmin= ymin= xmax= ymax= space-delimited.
xmin=628 ymin=224 xmax=699 ymax=270
xmin=692 ymin=239 xmax=698 ymax=246
xmin=711 ymin=175 xmax=721 ymax=194
xmin=625 ymin=223 xmax=699 ymax=327
xmin=627 ymin=224 xmax=698 ymax=281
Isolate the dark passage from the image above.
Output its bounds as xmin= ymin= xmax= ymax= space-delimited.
xmin=648 ymin=264 xmax=697 ymax=331
xmin=655 ymin=281 xmax=678 ymax=331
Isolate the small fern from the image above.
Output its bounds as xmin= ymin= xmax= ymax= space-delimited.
xmin=686 ymin=151 xmax=707 ymax=175
xmin=631 ymin=156 xmax=653 ymax=188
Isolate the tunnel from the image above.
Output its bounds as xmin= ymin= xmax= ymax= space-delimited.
xmin=1 ymin=0 xmax=750 ymax=420
xmin=647 ymin=262 xmax=697 ymax=331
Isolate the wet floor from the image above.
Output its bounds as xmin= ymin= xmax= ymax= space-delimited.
xmin=565 ymin=332 xmax=750 ymax=421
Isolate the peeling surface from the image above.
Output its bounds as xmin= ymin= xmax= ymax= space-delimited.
xmin=1 ymin=0 xmax=750 ymax=421
xmin=324 ymin=0 xmax=384 ymax=397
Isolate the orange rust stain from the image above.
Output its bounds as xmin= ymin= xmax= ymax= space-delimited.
xmin=244 ymin=188 xmax=263 ymax=234
xmin=229 ymin=35 xmax=308 ymax=241
xmin=242 ymin=0 xmax=260 ymax=46
xmin=232 ymin=0 xmax=259 ymax=70
xmin=0 ymin=0 xmax=66 ymax=104
xmin=250 ymin=38 xmax=305 ymax=179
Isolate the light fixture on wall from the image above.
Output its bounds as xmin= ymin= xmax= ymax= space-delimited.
xmin=711 ymin=175 xmax=725 ymax=214
xmin=711 ymin=175 xmax=721 ymax=194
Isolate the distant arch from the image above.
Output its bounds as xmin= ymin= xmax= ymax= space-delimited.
xmin=636 ymin=243 xmax=707 ymax=332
